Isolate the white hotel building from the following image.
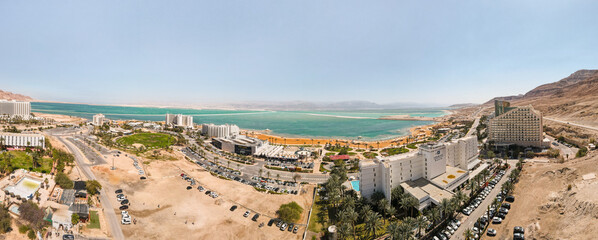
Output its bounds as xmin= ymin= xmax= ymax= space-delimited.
xmin=0 ymin=100 xmax=31 ymax=118
xmin=165 ymin=114 xmax=194 ymax=128
xmin=0 ymin=133 xmax=45 ymax=148
xmin=201 ymin=123 xmax=240 ymax=138
xmin=360 ymin=136 xmax=478 ymax=210
xmin=92 ymin=114 xmax=106 ymax=126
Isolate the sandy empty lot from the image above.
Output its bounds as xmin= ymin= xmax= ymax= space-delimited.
xmin=92 ymin=150 xmax=313 ymax=240
xmin=489 ymin=152 xmax=598 ymax=240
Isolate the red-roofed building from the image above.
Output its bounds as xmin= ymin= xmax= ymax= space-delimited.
xmin=329 ymin=155 xmax=350 ymax=161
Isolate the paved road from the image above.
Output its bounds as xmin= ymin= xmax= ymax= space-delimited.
xmin=451 ymin=162 xmax=515 ymax=240
xmin=55 ymin=134 xmax=125 ymax=240
xmin=466 ymin=117 xmax=481 ymax=137
xmin=545 ymin=117 xmax=598 ymax=131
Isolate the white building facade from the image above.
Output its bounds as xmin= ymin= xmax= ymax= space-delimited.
xmin=360 ymin=136 xmax=478 ymax=209
xmin=0 ymin=133 xmax=45 ymax=148
xmin=92 ymin=114 xmax=105 ymax=126
xmin=165 ymin=114 xmax=194 ymax=128
xmin=488 ymin=104 xmax=544 ymax=148
xmin=201 ymin=123 xmax=240 ymax=138
xmin=0 ymin=100 xmax=31 ymax=117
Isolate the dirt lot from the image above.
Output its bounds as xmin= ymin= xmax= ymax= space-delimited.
xmin=489 ymin=151 xmax=598 ymax=240
xmin=92 ymin=149 xmax=313 ymax=240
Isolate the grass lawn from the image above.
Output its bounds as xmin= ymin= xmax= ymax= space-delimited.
xmin=117 ymin=132 xmax=175 ymax=149
xmin=88 ymin=211 xmax=100 ymax=229
xmin=308 ymin=194 xmax=325 ymax=233
xmin=347 ymin=152 xmax=357 ymax=156
xmin=363 ymin=152 xmax=379 ymax=158
xmin=381 ymin=147 xmax=409 ymax=156
xmin=325 ymin=152 xmax=336 ymax=156
xmin=406 ymin=144 xmax=418 ymax=149
xmin=0 ymin=151 xmax=53 ymax=173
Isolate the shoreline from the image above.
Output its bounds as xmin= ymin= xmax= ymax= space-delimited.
xmin=242 ymin=122 xmax=440 ymax=148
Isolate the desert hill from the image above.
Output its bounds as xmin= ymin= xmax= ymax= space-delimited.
xmin=0 ymin=89 xmax=34 ymax=101
xmin=486 ymin=69 xmax=598 ymax=127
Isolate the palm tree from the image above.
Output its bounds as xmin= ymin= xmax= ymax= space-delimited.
xmin=365 ymin=211 xmax=383 ymax=238
xmin=454 ymin=191 xmax=467 ymax=208
xmin=378 ymin=198 xmax=390 ymax=224
xmin=415 ymin=215 xmax=428 ymax=237
xmin=463 ymin=228 xmax=474 ymax=240
xmin=345 ymin=207 xmax=359 ymax=239
xmin=440 ymin=198 xmax=451 ymax=219
xmin=400 ymin=193 xmax=419 ymax=217
xmin=337 ymin=222 xmax=352 ymax=240
xmin=398 ymin=220 xmax=415 ymax=240
xmin=387 ymin=221 xmax=400 ymax=240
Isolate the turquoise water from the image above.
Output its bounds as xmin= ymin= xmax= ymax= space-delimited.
xmin=351 ymin=180 xmax=360 ymax=191
xmin=32 ymin=102 xmax=446 ymax=140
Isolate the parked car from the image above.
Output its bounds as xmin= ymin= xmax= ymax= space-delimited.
xmin=513 ymin=233 xmax=525 ymax=240
xmin=506 ymin=195 xmax=515 ymax=202
xmin=115 ymin=189 xmax=123 ymax=194
xmin=119 ymin=205 xmax=128 ymax=210
xmin=502 ymin=202 xmax=511 ymax=209
xmin=280 ymin=223 xmax=288 ymax=231
xmin=487 ymin=228 xmax=497 ymax=236
xmin=121 ymin=218 xmax=131 ymax=225
xmin=514 ymin=226 xmax=525 ymax=234
xmin=230 ymin=205 xmax=238 ymax=211
xmin=492 ymin=217 xmax=502 ymax=224
xmin=62 ymin=234 xmax=75 ymax=240
xmin=293 ymin=226 xmax=299 ymax=233
xmin=243 ymin=211 xmax=250 ymax=217
xmin=121 ymin=199 xmax=129 ymax=205
xmin=252 ymin=213 xmax=260 ymax=221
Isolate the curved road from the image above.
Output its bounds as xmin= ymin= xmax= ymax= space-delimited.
xmin=52 ymin=132 xmax=125 ymax=240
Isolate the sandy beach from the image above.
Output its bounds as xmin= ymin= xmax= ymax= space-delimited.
xmin=242 ymin=123 xmax=439 ymax=149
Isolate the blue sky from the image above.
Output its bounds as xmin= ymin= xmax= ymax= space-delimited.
xmin=1 ymin=1 xmax=597 ymax=106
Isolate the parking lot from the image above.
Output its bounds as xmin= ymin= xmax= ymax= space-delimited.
xmin=182 ymin=147 xmax=303 ymax=194
xmin=449 ymin=163 xmax=516 ymax=240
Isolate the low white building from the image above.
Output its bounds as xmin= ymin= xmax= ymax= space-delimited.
xmin=360 ymin=136 xmax=478 ymax=209
xmin=211 ymin=135 xmax=266 ymax=155
xmin=92 ymin=114 xmax=105 ymax=126
xmin=0 ymin=133 xmax=45 ymax=148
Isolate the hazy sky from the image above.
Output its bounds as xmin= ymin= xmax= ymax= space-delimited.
xmin=1 ymin=1 xmax=597 ymax=106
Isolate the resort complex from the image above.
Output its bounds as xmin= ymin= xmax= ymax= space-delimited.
xmin=359 ymin=136 xmax=478 ymax=209
xmin=0 ymin=132 xmax=45 ymax=148
xmin=92 ymin=114 xmax=106 ymax=126
xmin=201 ymin=123 xmax=240 ymax=138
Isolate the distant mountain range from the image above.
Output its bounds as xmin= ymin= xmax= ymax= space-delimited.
xmin=486 ymin=69 xmax=598 ymax=126
xmin=0 ymin=89 xmax=34 ymax=101
xmin=223 ymin=100 xmax=443 ymax=111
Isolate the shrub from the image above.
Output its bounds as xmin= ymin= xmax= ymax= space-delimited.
xmin=19 ymin=225 xmax=30 ymax=234
xmin=86 ymin=180 xmax=102 ymax=195
xmin=277 ymin=201 xmax=303 ymax=223
xmin=71 ymin=213 xmax=79 ymax=225
xmin=27 ymin=229 xmax=35 ymax=240
xmin=0 ymin=207 xmax=11 ymax=233
xmin=55 ymin=172 xmax=73 ymax=189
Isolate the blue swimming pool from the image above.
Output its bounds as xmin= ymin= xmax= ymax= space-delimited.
xmin=350 ymin=180 xmax=360 ymax=192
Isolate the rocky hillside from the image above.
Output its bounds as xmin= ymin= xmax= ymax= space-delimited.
xmin=487 ymin=70 xmax=598 ymax=127
xmin=0 ymin=89 xmax=34 ymax=101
